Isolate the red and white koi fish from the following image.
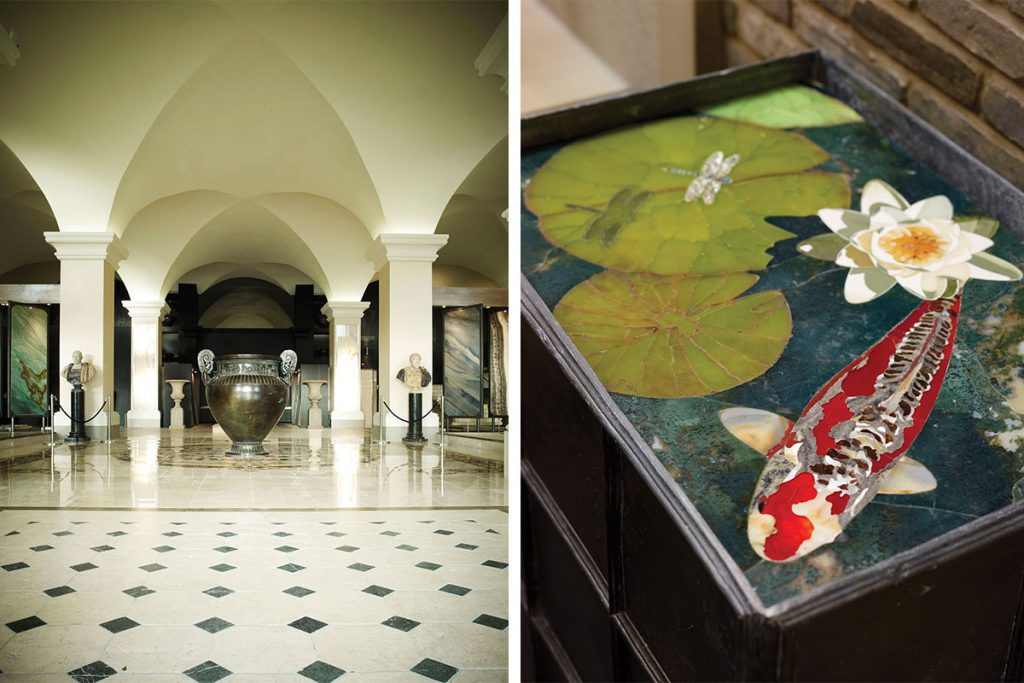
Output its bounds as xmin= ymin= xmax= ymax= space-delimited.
xmin=721 ymin=294 xmax=960 ymax=562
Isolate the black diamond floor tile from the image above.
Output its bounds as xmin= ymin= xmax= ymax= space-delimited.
xmin=276 ymin=545 xmax=299 ymax=553
xmin=347 ymin=563 xmax=374 ymax=572
xmin=482 ymin=560 xmax=508 ymax=569
xmin=107 ymin=531 xmax=127 ymax=537
xmin=298 ymin=659 xmax=347 ymax=683
xmin=433 ymin=529 xmax=454 ymax=536
xmin=71 ymin=562 xmax=98 ymax=572
xmin=203 ymin=586 xmax=234 ymax=598
xmin=485 ymin=528 xmax=500 ymax=534
xmin=220 ymin=522 xmax=236 ymax=525
xmin=416 ymin=561 xmax=441 ymax=571
xmin=380 ymin=530 xmax=400 ymax=537
xmin=45 ymin=585 xmax=77 ymax=598
xmin=335 ymin=545 xmax=359 ymax=553
xmin=382 ymin=615 xmax=421 ymax=632
xmin=289 ymin=616 xmax=327 ymax=633
xmin=411 ymin=657 xmax=459 ymax=682
xmin=216 ymin=531 xmax=237 ymax=537
xmin=326 ymin=531 xmax=346 ymax=537
xmin=209 ymin=563 xmax=236 ymax=572
xmin=273 ymin=531 xmax=293 ymax=537
xmin=70 ymin=521 xmax=88 ymax=525
xmin=284 ymin=586 xmax=315 ymax=598
xmin=473 ymin=614 xmax=509 ymax=630
xmin=439 ymin=584 xmax=471 ymax=597
xmin=152 ymin=545 xmax=176 ymax=553
xmin=53 ymin=530 xmax=73 ymax=537
xmin=90 ymin=545 xmax=115 ymax=553
xmin=195 ymin=616 xmax=234 ymax=634
xmin=396 ymin=544 xmax=418 ymax=552
xmin=213 ymin=546 xmax=236 ymax=553
xmin=320 ymin=522 xmax=337 ymax=525
xmin=4 ymin=530 xmax=19 ymax=536
xmin=139 ymin=563 xmax=166 ymax=572
xmin=123 ymin=585 xmax=156 ymax=598
xmin=6 ymin=615 xmax=46 ymax=633
xmin=455 ymin=543 xmax=479 ymax=551
xmin=163 ymin=531 xmax=183 ymax=537
xmin=183 ymin=660 xmax=233 ymax=682
xmin=3 ymin=562 xmax=29 ymax=571
xmin=68 ymin=659 xmax=118 ymax=682
xmin=171 ymin=522 xmax=187 ymax=526
xmin=362 ymin=584 xmax=393 ymax=597
xmin=30 ymin=544 xmax=54 ymax=552
xmin=100 ymin=616 xmax=140 ymax=634
xmin=278 ymin=563 xmax=305 ymax=573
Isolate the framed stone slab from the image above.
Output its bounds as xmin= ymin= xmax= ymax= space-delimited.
xmin=521 ymin=51 xmax=1024 ymax=682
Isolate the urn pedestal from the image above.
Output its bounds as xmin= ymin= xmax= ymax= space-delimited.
xmin=303 ymin=380 xmax=326 ymax=429
xmin=199 ymin=350 xmax=298 ymax=456
xmin=165 ymin=380 xmax=189 ymax=430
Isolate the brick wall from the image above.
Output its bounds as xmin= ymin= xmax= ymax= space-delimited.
xmin=720 ymin=0 xmax=1024 ymax=189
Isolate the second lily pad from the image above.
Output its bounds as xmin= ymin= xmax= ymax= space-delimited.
xmin=554 ymin=271 xmax=792 ymax=398
xmin=525 ymin=117 xmax=850 ymax=276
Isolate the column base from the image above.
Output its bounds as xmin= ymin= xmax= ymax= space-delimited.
xmin=330 ymin=410 xmax=365 ymax=430
xmin=127 ymin=409 xmax=162 ymax=429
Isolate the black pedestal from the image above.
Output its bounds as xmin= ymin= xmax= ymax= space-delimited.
xmin=403 ymin=392 xmax=427 ymax=446
xmin=65 ymin=385 xmax=90 ymax=444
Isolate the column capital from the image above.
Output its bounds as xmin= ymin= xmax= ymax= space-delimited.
xmin=44 ymin=231 xmax=127 ymax=267
xmin=321 ymin=300 xmax=369 ymax=322
xmin=123 ymin=300 xmax=170 ymax=319
xmin=367 ymin=233 xmax=448 ymax=272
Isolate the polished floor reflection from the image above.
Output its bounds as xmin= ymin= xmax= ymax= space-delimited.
xmin=0 ymin=426 xmax=506 ymax=510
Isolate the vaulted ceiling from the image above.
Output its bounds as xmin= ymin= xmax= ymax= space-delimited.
xmin=0 ymin=1 xmax=508 ymax=299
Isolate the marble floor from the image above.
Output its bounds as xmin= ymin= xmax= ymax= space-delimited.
xmin=0 ymin=426 xmax=506 ymax=510
xmin=0 ymin=427 xmax=508 ymax=681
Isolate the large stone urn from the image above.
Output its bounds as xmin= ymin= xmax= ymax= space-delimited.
xmin=198 ymin=349 xmax=298 ymax=456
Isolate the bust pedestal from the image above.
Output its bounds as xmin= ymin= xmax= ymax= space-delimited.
xmin=403 ymin=392 xmax=428 ymax=446
xmin=304 ymin=380 xmax=326 ymax=429
xmin=65 ymin=385 xmax=89 ymax=444
xmin=165 ymin=380 xmax=189 ymax=429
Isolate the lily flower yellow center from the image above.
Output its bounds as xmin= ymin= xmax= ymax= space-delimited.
xmin=877 ymin=224 xmax=949 ymax=266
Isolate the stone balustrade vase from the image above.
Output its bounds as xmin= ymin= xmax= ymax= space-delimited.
xmin=198 ymin=349 xmax=298 ymax=456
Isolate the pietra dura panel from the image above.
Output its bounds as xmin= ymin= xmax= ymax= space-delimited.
xmin=521 ymin=52 xmax=1024 ymax=682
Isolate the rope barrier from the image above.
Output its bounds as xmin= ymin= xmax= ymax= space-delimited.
xmin=55 ymin=399 xmax=108 ymax=425
xmin=381 ymin=399 xmax=437 ymax=424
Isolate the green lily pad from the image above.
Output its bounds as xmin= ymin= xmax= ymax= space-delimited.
xmin=554 ymin=271 xmax=792 ymax=398
xmin=797 ymin=232 xmax=848 ymax=261
xmin=701 ymin=85 xmax=864 ymax=128
xmin=525 ymin=117 xmax=849 ymax=275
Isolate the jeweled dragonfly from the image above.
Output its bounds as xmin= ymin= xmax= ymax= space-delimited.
xmin=663 ymin=150 xmax=741 ymax=205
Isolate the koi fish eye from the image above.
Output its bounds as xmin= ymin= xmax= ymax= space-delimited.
xmin=756 ymin=499 xmax=766 ymax=513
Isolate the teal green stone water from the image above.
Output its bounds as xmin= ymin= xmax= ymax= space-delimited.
xmin=9 ymin=305 xmax=48 ymax=416
xmin=522 ymin=104 xmax=1024 ymax=606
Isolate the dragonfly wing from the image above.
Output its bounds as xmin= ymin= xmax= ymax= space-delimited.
xmin=685 ymin=178 xmax=707 ymax=202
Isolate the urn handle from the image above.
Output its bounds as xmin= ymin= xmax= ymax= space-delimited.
xmin=198 ymin=349 xmax=216 ymax=382
xmin=280 ymin=350 xmax=298 ymax=379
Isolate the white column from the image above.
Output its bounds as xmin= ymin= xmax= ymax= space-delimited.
xmin=43 ymin=231 xmax=127 ymax=439
xmin=368 ymin=234 xmax=448 ymax=441
xmin=123 ymin=300 xmax=169 ymax=429
xmin=321 ymin=301 xmax=369 ymax=430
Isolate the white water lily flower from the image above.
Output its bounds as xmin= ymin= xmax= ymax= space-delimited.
xmin=818 ymin=179 xmax=1022 ymax=303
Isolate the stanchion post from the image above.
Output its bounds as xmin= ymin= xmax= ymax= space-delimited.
xmin=106 ymin=395 xmax=111 ymax=443
xmin=377 ymin=383 xmax=384 ymax=444
xmin=440 ymin=394 xmax=445 ymax=448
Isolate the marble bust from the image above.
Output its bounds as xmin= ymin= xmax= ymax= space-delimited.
xmin=396 ymin=353 xmax=431 ymax=392
xmin=61 ymin=350 xmax=96 ymax=388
